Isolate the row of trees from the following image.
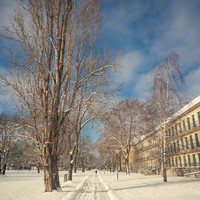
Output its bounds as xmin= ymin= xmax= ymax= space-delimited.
xmin=96 ymin=52 xmax=186 ymax=183
xmin=0 ymin=112 xmax=96 ymax=175
xmin=0 ymin=0 xmax=186 ymax=192
xmin=0 ymin=0 xmax=116 ymax=192
xmin=96 ymin=100 xmax=149 ymax=175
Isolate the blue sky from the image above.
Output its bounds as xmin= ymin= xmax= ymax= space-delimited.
xmin=0 ymin=0 xmax=200 ymax=113
xmin=100 ymin=0 xmax=200 ymax=100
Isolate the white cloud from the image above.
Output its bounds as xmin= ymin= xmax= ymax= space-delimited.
xmin=103 ymin=0 xmax=200 ymax=100
xmin=150 ymin=0 xmax=200 ymax=69
xmin=185 ymin=67 xmax=200 ymax=98
xmin=115 ymin=51 xmax=144 ymax=84
xmin=134 ymin=71 xmax=153 ymax=100
xmin=113 ymin=50 xmax=155 ymax=100
xmin=102 ymin=1 xmax=149 ymax=38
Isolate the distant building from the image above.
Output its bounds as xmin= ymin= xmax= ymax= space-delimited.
xmin=134 ymin=96 xmax=200 ymax=176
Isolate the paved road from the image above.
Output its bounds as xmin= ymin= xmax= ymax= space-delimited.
xmin=72 ymin=173 xmax=112 ymax=200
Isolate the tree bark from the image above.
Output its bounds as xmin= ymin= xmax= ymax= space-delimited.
xmin=2 ymin=163 xmax=7 ymax=175
xmin=73 ymin=145 xmax=78 ymax=173
xmin=42 ymin=145 xmax=60 ymax=192
xmin=68 ymin=152 xmax=74 ymax=181
xmin=0 ymin=153 xmax=2 ymax=174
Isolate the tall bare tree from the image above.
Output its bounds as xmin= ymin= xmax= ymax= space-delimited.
xmin=0 ymin=0 xmax=114 ymax=191
xmin=150 ymin=52 xmax=185 ymax=182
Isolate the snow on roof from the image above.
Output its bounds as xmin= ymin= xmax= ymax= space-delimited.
xmin=136 ymin=95 xmax=200 ymax=145
xmin=168 ymin=95 xmax=200 ymax=123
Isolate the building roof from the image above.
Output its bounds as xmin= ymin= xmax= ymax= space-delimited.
xmin=135 ymin=95 xmax=200 ymax=146
xmin=168 ymin=95 xmax=200 ymax=123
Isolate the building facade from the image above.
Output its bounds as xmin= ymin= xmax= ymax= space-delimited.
xmin=134 ymin=96 xmax=200 ymax=176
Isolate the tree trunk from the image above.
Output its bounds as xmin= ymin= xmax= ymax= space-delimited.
xmin=73 ymin=145 xmax=78 ymax=173
xmin=125 ymin=150 xmax=130 ymax=175
xmin=163 ymin=164 xmax=167 ymax=182
xmin=42 ymin=145 xmax=60 ymax=192
xmin=2 ymin=163 xmax=6 ymax=175
xmin=68 ymin=152 xmax=74 ymax=181
xmin=119 ymin=156 xmax=122 ymax=172
xmin=163 ymin=125 xmax=167 ymax=182
xmin=0 ymin=153 xmax=2 ymax=174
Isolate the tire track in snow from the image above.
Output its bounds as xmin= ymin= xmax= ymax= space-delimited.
xmin=65 ymin=172 xmax=114 ymax=200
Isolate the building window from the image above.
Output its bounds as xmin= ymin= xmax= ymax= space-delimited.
xmin=190 ymin=135 xmax=194 ymax=149
xmin=172 ymin=127 xmax=174 ymax=136
xmin=185 ymin=137 xmax=189 ymax=149
xmin=173 ymin=142 xmax=176 ymax=152
xmin=195 ymin=133 xmax=200 ymax=147
xmin=170 ymin=145 xmax=173 ymax=153
xmin=187 ymin=117 xmax=191 ymax=130
xmin=179 ymin=156 xmax=182 ymax=167
xmin=165 ymin=130 xmax=168 ymax=137
xmin=192 ymin=115 xmax=196 ymax=128
xmin=171 ymin=157 xmax=174 ymax=167
xmin=198 ymin=111 xmax=200 ymax=126
xmin=179 ymin=122 xmax=182 ymax=133
xmin=177 ymin=140 xmax=180 ymax=152
xmin=193 ymin=154 xmax=196 ymax=166
xmin=188 ymin=155 xmax=191 ymax=166
xmin=168 ymin=128 xmax=171 ymax=137
xmin=183 ymin=120 xmax=186 ymax=132
xmin=175 ymin=157 xmax=178 ymax=167
xmin=175 ymin=124 xmax=178 ymax=135
xmin=198 ymin=153 xmax=200 ymax=166
xmin=181 ymin=138 xmax=184 ymax=150
xmin=183 ymin=155 xmax=187 ymax=167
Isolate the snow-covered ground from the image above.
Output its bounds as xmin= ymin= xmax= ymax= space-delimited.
xmin=1 ymin=170 xmax=200 ymax=200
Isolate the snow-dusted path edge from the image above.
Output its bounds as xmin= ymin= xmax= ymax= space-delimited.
xmin=98 ymin=172 xmax=121 ymax=200
xmin=61 ymin=173 xmax=91 ymax=200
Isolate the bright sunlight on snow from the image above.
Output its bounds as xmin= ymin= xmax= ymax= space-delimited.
xmin=1 ymin=170 xmax=200 ymax=200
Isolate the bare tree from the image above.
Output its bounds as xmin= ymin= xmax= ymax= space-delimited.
xmin=77 ymin=134 xmax=95 ymax=172
xmin=0 ymin=0 xmax=114 ymax=192
xmin=68 ymin=95 xmax=105 ymax=179
xmin=149 ymin=52 xmax=185 ymax=182
xmin=100 ymin=100 xmax=148 ymax=174
xmin=0 ymin=113 xmax=19 ymax=175
xmin=96 ymin=133 xmax=120 ymax=172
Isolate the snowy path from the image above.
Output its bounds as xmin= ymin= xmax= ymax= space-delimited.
xmin=66 ymin=173 xmax=113 ymax=200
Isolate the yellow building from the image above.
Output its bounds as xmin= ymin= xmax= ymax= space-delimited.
xmin=134 ymin=96 xmax=200 ymax=176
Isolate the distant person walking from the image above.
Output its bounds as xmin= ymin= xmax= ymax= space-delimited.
xmin=95 ymin=169 xmax=98 ymax=174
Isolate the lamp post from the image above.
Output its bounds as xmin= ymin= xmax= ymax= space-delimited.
xmin=115 ymin=150 xmax=119 ymax=180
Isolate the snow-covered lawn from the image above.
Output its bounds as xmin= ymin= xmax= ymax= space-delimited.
xmin=1 ymin=170 xmax=200 ymax=200
xmin=0 ymin=170 xmax=90 ymax=200
xmin=99 ymin=171 xmax=200 ymax=200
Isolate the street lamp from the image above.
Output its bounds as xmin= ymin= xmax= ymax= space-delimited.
xmin=115 ymin=150 xmax=119 ymax=180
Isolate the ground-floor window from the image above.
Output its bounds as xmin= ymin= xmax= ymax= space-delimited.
xmin=179 ymin=156 xmax=182 ymax=167
xmin=192 ymin=154 xmax=196 ymax=166
xmin=198 ymin=153 xmax=200 ymax=166
xmin=171 ymin=157 xmax=174 ymax=167
xmin=183 ymin=155 xmax=187 ymax=167
xmin=175 ymin=157 xmax=178 ymax=167
xmin=187 ymin=155 xmax=191 ymax=166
